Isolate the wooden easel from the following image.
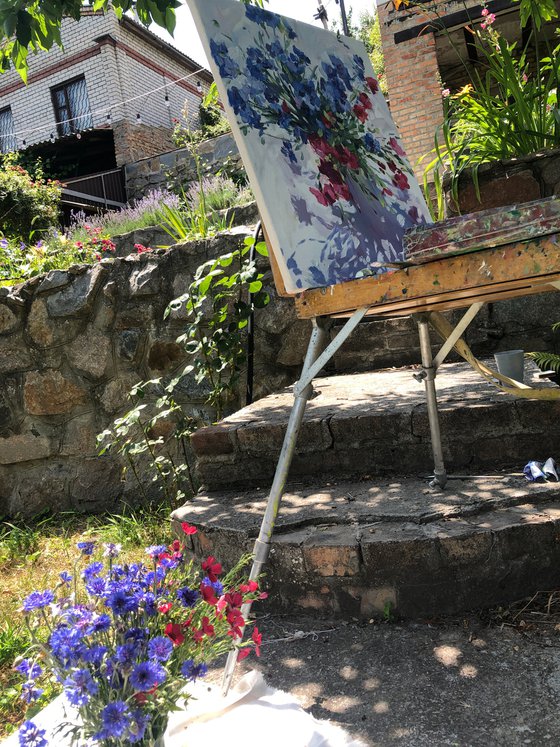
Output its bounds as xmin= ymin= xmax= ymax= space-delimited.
xmin=221 ymin=222 xmax=560 ymax=694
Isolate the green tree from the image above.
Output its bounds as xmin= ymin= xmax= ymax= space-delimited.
xmin=0 ymin=0 xmax=266 ymax=80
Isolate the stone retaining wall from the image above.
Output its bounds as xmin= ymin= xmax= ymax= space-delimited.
xmin=0 ymin=231 xmax=310 ymax=517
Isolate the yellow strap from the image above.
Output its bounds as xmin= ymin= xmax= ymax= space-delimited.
xmin=428 ymin=311 xmax=560 ymax=400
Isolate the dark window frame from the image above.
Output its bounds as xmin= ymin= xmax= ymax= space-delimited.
xmin=0 ymin=106 xmax=16 ymax=153
xmin=51 ymin=75 xmax=92 ymax=137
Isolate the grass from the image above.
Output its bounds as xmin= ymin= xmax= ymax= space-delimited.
xmin=0 ymin=504 xmax=172 ymax=739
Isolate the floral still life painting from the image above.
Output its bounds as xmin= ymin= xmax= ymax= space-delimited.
xmin=188 ymin=0 xmax=431 ymax=293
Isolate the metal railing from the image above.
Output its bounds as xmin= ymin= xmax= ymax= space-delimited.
xmin=62 ymin=168 xmax=126 ymax=210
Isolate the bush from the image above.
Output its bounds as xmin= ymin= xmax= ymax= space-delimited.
xmin=0 ymin=155 xmax=61 ymax=242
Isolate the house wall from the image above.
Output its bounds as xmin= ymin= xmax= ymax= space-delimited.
xmin=0 ymin=9 xmax=211 ymax=163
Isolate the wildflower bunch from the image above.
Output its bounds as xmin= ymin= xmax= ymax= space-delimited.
xmin=15 ymin=524 xmax=264 ymax=746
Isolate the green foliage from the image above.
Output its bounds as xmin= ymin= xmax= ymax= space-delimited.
xmin=526 ymin=351 xmax=560 ymax=373
xmin=0 ymin=226 xmax=116 ymax=286
xmin=355 ymin=11 xmax=387 ymax=96
xmin=172 ymin=84 xmax=231 ymax=148
xmin=420 ymin=6 xmax=560 ymax=218
xmin=0 ymin=155 xmax=60 ymax=242
xmin=97 ymin=382 xmax=197 ymax=508
xmin=167 ymin=235 xmax=269 ymax=420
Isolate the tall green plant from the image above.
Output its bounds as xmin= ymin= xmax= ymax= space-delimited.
xmin=417 ymin=0 xmax=560 ymax=217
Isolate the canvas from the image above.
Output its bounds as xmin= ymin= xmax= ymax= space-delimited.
xmin=188 ymin=0 xmax=431 ymax=294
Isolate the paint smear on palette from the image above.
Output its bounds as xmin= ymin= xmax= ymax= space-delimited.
xmin=188 ymin=0 xmax=431 ymax=293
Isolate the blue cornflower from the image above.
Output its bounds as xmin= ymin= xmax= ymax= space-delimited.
xmin=101 ymin=701 xmax=131 ymax=739
xmin=63 ymin=668 xmax=98 ymax=706
xmin=128 ymin=709 xmax=150 ymax=743
xmin=49 ymin=626 xmax=86 ymax=667
xmin=103 ymin=542 xmax=121 ymax=558
xmin=18 ymin=720 xmax=47 ymax=747
xmin=86 ymin=576 xmax=107 ymax=597
xmin=181 ymin=660 xmax=208 ymax=682
xmin=77 ymin=541 xmax=95 ymax=556
xmin=124 ymin=627 xmax=149 ymax=642
xmin=202 ymin=577 xmax=224 ymax=596
xmin=81 ymin=644 xmax=107 ymax=667
xmin=21 ymin=682 xmax=43 ymax=703
xmin=90 ymin=613 xmax=111 ymax=633
xmin=130 ymin=661 xmax=166 ymax=691
xmin=22 ymin=590 xmax=54 ymax=613
xmin=115 ymin=642 xmax=140 ymax=669
xmin=145 ymin=545 xmax=167 ymax=559
xmin=82 ymin=561 xmax=104 ymax=580
xmin=59 ymin=571 xmax=72 ymax=584
xmin=176 ymin=586 xmax=199 ymax=608
xmin=106 ymin=589 xmax=138 ymax=616
xmin=0 ymin=238 xmax=8 ymax=248
xmin=15 ymin=660 xmax=42 ymax=680
xmin=148 ymin=636 xmax=173 ymax=662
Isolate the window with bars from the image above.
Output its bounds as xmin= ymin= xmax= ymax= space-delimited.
xmin=51 ymin=76 xmax=93 ymax=137
xmin=0 ymin=107 xmax=17 ymax=153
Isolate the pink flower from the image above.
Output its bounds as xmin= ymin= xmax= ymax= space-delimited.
xmin=252 ymin=626 xmax=262 ymax=657
xmin=181 ymin=522 xmax=197 ymax=535
xmin=442 ymin=88 xmax=451 ymax=98
xmin=392 ymin=169 xmax=410 ymax=191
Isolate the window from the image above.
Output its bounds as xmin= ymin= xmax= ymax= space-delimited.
xmin=0 ymin=107 xmax=17 ymax=153
xmin=51 ymin=76 xmax=93 ymax=136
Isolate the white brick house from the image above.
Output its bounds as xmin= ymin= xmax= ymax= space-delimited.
xmin=0 ymin=7 xmax=213 ymax=180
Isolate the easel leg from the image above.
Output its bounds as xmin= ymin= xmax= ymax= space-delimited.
xmin=415 ymin=313 xmax=447 ymax=490
xmin=221 ymin=317 xmax=329 ymax=695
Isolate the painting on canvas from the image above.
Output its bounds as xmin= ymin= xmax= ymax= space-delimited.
xmin=188 ymin=0 xmax=431 ymax=294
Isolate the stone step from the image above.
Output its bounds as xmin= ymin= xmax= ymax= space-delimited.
xmin=192 ymin=361 xmax=560 ymax=490
xmin=172 ymin=476 xmax=560 ymax=619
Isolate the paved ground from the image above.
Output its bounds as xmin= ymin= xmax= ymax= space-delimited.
xmin=221 ymin=611 xmax=560 ymax=746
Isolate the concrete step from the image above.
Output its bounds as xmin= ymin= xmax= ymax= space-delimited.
xmin=172 ymin=475 xmax=560 ymax=619
xmin=192 ymin=361 xmax=560 ymax=490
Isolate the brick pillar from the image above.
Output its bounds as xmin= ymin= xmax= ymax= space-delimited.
xmin=378 ymin=1 xmax=443 ymax=180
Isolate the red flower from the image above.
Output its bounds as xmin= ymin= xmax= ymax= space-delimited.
xmin=201 ymin=583 xmax=218 ymax=606
xmin=338 ymin=146 xmax=359 ymax=170
xmin=353 ymin=104 xmax=368 ymax=123
xmin=227 ymin=608 xmax=245 ymax=638
xmin=392 ymin=169 xmax=410 ymax=191
xmin=252 ymin=626 xmax=262 ymax=657
xmin=201 ymin=616 xmax=215 ymax=636
xmin=171 ymin=539 xmax=181 ymax=552
xmin=310 ymin=186 xmax=332 ymax=207
xmin=358 ymin=92 xmax=372 ymax=110
xmin=202 ymin=556 xmax=222 ymax=582
xmin=165 ymin=622 xmax=185 ymax=646
xmin=224 ymin=591 xmax=243 ymax=609
xmin=237 ymin=648 xmax=251 ymax=661
xmin=239 ymin=580 xmax=259 ymax=593
xmin=181 ymin=522 xmax=197 ymax=535
xmin=388 ymin=136 xmax=406 ymax=157
xmin=158 ymin=602 xmax=173 ymax=614
xmin=366 ymin=76 xmax=379 ymax=94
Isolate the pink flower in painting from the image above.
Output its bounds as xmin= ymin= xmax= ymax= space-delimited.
xmin=388 ymin=137 xmax=406 ymax=157
xmin=392 ymin=169 xmax=410 ymax=191
xmin=365 ymin=76 xmax=379 ymax=94
xmin=352 ymin=104 xmax=368 ymax=123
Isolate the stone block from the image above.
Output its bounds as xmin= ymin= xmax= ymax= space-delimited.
xmin=0 ymin=336 xmax=32 ymax=373
xmin=303 ymin=528 xmax=361 ymax=577
xmin=190 ymin=423 xmax=236 ymax=456
xmin=0 ymin=432 xmax=53 ymax=464
xmin=37 ymin=270 xmax=71 ymax=294
xmin=360 ymin=523 xmax=442 ymax=581
xmin=67 ymin=329 xmax=112 ymax=379
xmin=24 ymin=370 xmax=87 ymax=415
xmin=0 ymin=305 xmax=18 ymax=335
xmin=61 ymin=414 xmax=98 ymax=457
xmin=99 ymin=375 xmax=140 ymax=414
xmin=71 ymin=457 xmax=123 ymax=511
xmin=434 ymin=520 xmax=492 ymax=568
xmin=9 ymin=463 xmax=73 ymax=516
xmin=117 ymin=330 xmax=142 ymax=361
xmin=26 ymin=299 xmax=81 ymax=348
xmin=129 ymin=262 xmax=161 ymax=297
xmin=46 ymin=265 xmax=106 ymax=317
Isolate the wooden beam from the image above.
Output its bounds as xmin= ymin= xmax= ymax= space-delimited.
xmin=294 ymin=235 xmax=560 ymax=319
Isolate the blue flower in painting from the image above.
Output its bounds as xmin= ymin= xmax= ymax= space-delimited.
xmin=364 ymin=133 xmax=382 ymax=155
xmin=63 ymin=668 xmax=98 ymax=706
xmin=130 ymin=661 xmax=166 ymax=692
xmin=352 ymin=53 xmax=366 ymax=79
xmin=101 ymin=701 xmax=131 ymax=740
xmin=245 ymin=3 xmax=280 ymax=27
xmin=148 ymin=636 xmax=173 ymax=662
xmin=209 ymin=39 xmax=239 ymax=79
xmin=247 ymin=46 xmax=273 ymax=82
xmin=18 ymin=720 xmax=47 ymax=747
xmin=181 ymin=660 xmax=208 ymax=682
xmin=281 ymin=141 xmax=297 ymax=164
xmin=22 ymin=590 xmax=54 ymax=613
